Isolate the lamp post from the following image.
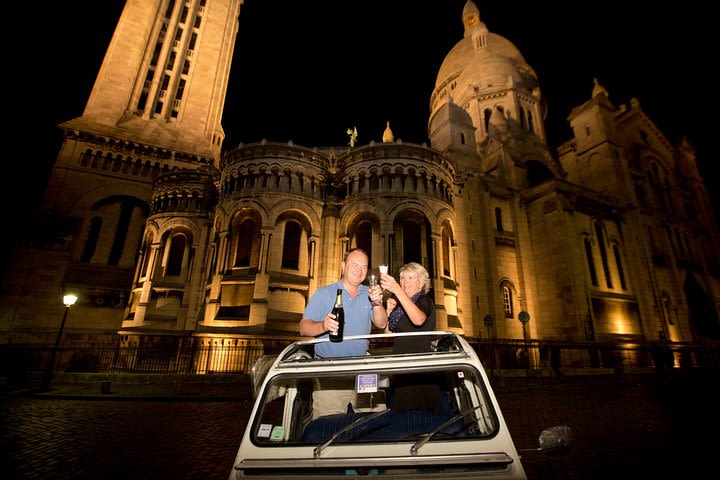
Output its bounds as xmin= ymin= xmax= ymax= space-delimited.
xmin=40 ymin=294 xmax=78 ymax=391
xmin=483 ymin=314 xmax=495 ymax=380
xmin=518 ymin=310 xmax=530 ymax=378
xmin=483 ymin=314 xmax=493 ymax=340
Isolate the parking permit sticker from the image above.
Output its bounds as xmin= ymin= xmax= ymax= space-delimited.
xmin=257 ymin=424 xmax=272 ymax=438
xmin=356 ymin=373 xmax=378 ymax=393
xmin=457 ymin=371 xmax=465 ymax=378
xmin=270 ymin=426 xmax=285 ymax=441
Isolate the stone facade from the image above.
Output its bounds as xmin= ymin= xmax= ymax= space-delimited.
xmin=2 ymin=0 xmax=719 ymax=350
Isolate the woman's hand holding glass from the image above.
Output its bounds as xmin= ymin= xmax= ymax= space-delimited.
xmin=379 ymin=272 xmax=401 ymax=296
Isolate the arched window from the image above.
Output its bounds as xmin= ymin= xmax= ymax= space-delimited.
xmin=650 ymin=164 xmax=667 ymax=212
xmin=229 ymin=210 xmax=262 ymax=271
xmin=355 ymin=221 xmax=372 ymax=265
xmin=442 ymin=226 xmax=451 ymax=277
xmin=281 ymin=220 xmax=301 ymax=269
xmin=403 ymin=221 xmax=421 ymax=264
xmin=495 ymin=207 xmax=504 ymax=232
xmin=635 ymin=183 xmax=647 ymax=207
xmin=483 ymin=108 xmax=492 ymax=132
xmin=527 ymin=111 xmax=534 ymax=133
xmin=664 ymin=178 xmax=674 ymax=214
xmin=207 ymin=230 xmax=220 ymax=281
xmin=83 ymin=196 xmax=149 ymax=267
xmin=108 ymin=200 xmax=134 ymax=265
xmin=393 ymin=212 xmax=433 ymax=278
xmin=166 ymin=233 xmax=186 ymax=276
xmin=613 ymin=245 xmax=627 ymax=290
xmin=584 ymin=238 xmax=598 ymax=286
xmin=595 ymin=223 xmax=613 ymax=288
xmin=661 ymin=291 xmax=674 ymax=325
xmin=234 ymin=218 xmax=257 ymax=267
xmin=80 ymin=149 xmax=93 ymax=167
xmin=501 ymin=284 xmax=513 ymax=317
xmin=139 ymin=236 xmax=152 ymax=278
xmin=81 ymin=217 xmax=102 ymax=262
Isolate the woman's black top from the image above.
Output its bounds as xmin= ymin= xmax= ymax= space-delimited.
xmin=390 ymin=293 xmax=436 ymax=354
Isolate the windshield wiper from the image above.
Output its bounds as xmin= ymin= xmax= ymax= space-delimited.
xmin=410 ymin=405 xmax=483 ymax=456
xmin=313 ymin=409 xmax=391 ymax=458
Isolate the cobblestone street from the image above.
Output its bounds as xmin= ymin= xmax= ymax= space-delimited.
xmin=2 ymin=371 xmax=717 ymax=479
xmin=495 ymin=372 xmax=717 ymax=479
xmin=1 ymin=398 xmax=252 ymax=479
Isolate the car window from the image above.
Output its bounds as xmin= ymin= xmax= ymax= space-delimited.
xmin=250 ymin=365 xmax=499 ymax=446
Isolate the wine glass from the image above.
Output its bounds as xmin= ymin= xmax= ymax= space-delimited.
xmin=377 ymin=265 xmax=388 ymax=293
xmin=368 ymin=273 xmax=382 ymax=307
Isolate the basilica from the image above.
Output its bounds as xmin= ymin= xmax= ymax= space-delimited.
xmin=3 ymin=0 xmax=719 ymax=354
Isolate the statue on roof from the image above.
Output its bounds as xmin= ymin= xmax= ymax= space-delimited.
xmin=347 ymin=127 xmax=358 ymax=147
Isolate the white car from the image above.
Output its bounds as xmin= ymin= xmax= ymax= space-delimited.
xmin=230 ymin=331 xmax=570 ymax=479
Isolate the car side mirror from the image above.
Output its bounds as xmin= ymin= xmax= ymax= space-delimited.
xmin=520 ymin=425 xmax=572 ymax=455
xmin=251 ymin=355 xmax=277 ymax=399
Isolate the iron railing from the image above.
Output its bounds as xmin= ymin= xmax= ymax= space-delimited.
xmin=0 ymin=339 xmax=291 ymax=377
xmin=1 ymin=337 xmax=719 ymax=378
xmin=468 ymin=338 xmax=720 ymax=375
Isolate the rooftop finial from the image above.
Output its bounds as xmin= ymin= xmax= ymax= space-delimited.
xmin=382 ymin=121 xmax=394 ymax=143
xmin=592 ymin=77 xmax=609 ymax=98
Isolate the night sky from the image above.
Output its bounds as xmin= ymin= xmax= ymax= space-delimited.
xmin=19 ymin=1 xmax=718 ymax=217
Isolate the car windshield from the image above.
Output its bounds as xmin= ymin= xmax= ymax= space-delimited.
xmin=250 ymin=363 xmax=499 ymax=447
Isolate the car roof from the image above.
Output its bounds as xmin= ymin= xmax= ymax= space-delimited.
xmin=279 ymin=331 xmax=472 ymax=366
xmin=250 ymin=332 xmax=477 ymax=397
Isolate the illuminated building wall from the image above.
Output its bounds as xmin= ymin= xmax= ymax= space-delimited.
xmin=2 ymin=0 xmax=719 ymax=348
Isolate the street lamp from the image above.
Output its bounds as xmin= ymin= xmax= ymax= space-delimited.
xmin=518 ymin=310 xmax=530 ymax=377
xmin=483 ymin=314 xmax=496 ymax=380
xmin=40 ymin=293 xmax=78 ymax=391
xmin=483 ymin=314 xmax=494 ymax=340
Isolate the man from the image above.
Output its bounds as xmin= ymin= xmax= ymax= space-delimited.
xmin=300 ymin=247 xmax=386 ymax=418
xmin=300 ymin=247 xmax=386 ymax=357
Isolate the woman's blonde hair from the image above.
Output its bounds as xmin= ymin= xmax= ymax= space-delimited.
xmin=399 ymin=262 xmax=431 ymax=293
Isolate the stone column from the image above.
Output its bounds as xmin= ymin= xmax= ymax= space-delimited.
xmin=430 ymin=232 xmax=441 ymax=287
xmin=216 ymin=233 xmax=225 ymax=274
xmin=134 ymin=243 xmax=161 ymax=321
xmin=452 ymin=244 xmax=459 ymax=280
xmin=259 ymin=230 xmax=274 ymax=274
xmin=308 ymin=236 xmax=317 ymax=279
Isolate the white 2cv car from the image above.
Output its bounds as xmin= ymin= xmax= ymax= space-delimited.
xmin=229 ymin=331 xmax=570 ymax=479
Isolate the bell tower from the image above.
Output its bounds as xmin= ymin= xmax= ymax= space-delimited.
xmin=2 ymin=0 xmax=244 ymax=342
xmin=66 ymin=0 xmax=243 ymax=165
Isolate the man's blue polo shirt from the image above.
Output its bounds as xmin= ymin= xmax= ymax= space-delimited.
xmin=303 ymin=280 xmax=373 ymax=357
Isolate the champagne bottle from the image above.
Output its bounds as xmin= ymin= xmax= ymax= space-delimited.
xmin=329 ymin=288 xmax=344 ymax=342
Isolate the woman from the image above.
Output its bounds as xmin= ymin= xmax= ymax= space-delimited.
xmin=380 ymin=262 xmax=439 ymax=412
xmin=380 ymin=262 xmax=436 ymax=353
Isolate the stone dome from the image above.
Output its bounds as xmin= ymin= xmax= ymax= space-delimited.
xmin=431 ymin=2 xmax=539 ymax=116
